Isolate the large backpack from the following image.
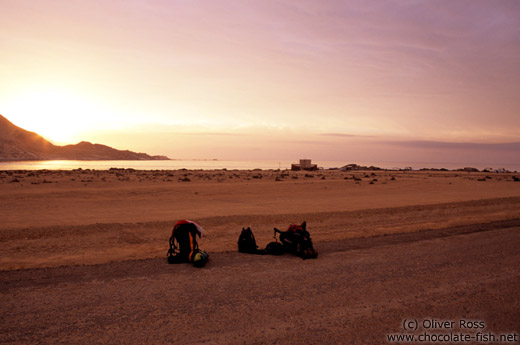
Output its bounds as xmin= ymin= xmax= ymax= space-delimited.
xmin=238 ymin=227 xmax=264 ymax=254
xmin=167 ymin=220 xmax=205 ymax=264
xmin=274 ymin=221 xmax=318 ymax=259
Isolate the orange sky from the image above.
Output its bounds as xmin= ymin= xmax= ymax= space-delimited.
xmin=1 ymin=1 xmax=519 ymax=164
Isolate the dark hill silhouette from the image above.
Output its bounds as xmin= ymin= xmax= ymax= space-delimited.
xmin=0 ymin=114 xmax=170 ymax=161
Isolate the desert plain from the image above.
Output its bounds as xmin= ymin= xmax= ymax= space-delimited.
xmin=1 ymin=168 xmax=519 ymax=344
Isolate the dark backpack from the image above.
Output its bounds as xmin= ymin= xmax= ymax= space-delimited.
xmin=167 ymin=220 xmax=203 ymax=264
xmin=264 ymin=241 xmax=284 ymax=255
xmin=238 ymin=227 xmax=265 ymax=254
xmin=274 ymin=221 xmax=318 ymax=260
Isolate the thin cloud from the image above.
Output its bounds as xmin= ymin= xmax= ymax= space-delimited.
xmin=387 ymin=140 xmax=520 ymax=151
xmin=320 ymin=133 xmax=375 ymax=138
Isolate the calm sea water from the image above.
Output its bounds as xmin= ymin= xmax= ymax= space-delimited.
xmin=0 ymin=160 xmax=518 ymax=171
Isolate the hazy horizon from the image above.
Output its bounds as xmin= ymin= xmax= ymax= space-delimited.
xmin=1 ymin=1 xmax=519 ymax=164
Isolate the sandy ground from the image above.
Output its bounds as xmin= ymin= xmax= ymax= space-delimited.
xmin=1 ymin=169 xmax=519 ymax=344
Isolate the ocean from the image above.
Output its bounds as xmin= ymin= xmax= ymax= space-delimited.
xmin=0 ymin=160 xmax=518 ymax=171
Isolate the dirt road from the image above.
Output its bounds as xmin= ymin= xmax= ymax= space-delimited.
xmin=2 ymin=221 xmax=519 ymax=345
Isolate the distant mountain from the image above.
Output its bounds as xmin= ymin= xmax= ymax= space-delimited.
xmin=0 ymin=114 xmax=170 ymax=161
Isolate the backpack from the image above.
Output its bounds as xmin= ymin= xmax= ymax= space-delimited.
xmin=238 ymin=227 xmax=265 ymax=254
xmin=167 ymin=220 xmax=206 ymax=265
xmin=264 ymin=241 xmax=284 ymax=255
xmin=274 ymin=221 xmax=318 ymax=260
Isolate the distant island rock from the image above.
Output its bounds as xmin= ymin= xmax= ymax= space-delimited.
xmin=0 ymin=114 xmax=170 ymax=161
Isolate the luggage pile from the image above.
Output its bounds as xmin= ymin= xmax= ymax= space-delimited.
xmin=238 ymin=221 xmax=317 ymax=260
xmin=167 ymin=220 xmax=317 ymax=268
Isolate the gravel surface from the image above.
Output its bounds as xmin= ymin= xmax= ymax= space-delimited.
xmin=2 ymin=222 xmax=519 ymax=345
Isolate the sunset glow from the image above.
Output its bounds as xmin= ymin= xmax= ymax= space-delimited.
xmin=1 ymin=0 xmax=519 ymax=164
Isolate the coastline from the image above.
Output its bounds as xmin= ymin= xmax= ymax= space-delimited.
xmin=0 ymin=159 xmax=518 ymax=172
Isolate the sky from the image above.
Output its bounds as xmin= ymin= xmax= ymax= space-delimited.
xmin=1 ymin=0 xmax=519 ymax=165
